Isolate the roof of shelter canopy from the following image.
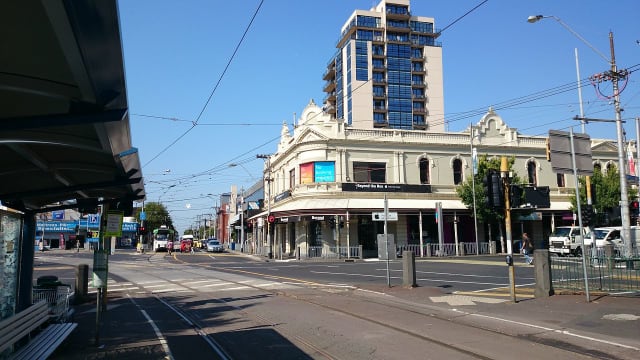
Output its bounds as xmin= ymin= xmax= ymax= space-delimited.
xmin=0 ymin=0 xmax=145 ymax=212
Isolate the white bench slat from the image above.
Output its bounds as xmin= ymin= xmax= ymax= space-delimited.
xmin=10 ymin=323 xmax=78 ymax=360
xmin=0 ymin=301 xmax=49 ymax=354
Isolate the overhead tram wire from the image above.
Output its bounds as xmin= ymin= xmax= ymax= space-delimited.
xmin=142 ymin=0 xmax=265 ymax=168
xmin=132 ymin=113 xmax=283 ymax=126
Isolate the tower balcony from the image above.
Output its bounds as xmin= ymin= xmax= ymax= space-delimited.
xmin=323 ymin=80 xmax=336 ymax=93
xmin=323 ymin=66 xmax=335 ymax=81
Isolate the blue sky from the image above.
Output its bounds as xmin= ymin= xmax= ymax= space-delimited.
xmin=117 ymin=0 xmax=640 ymax=234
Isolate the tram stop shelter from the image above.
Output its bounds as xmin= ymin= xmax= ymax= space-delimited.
xmin=0 ymin=0 xmax=145 ymax=313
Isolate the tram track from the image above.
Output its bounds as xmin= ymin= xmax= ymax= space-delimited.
xmin=146 ymin=255 xmax=600 ymax=359
xmin=44 ymin=252 xmax=624 ymax=359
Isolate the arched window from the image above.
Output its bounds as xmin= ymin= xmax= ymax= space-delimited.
xmin=419 ymin=158 xmax=430 ymax=184
xmin=527 ymin=161 xmax=537 ymax=185
xmin=594 ymin=163 xmax=602 ymax=174
xmin=606 ymin=162 xmax=616 ymax=174
xmin=453 ymin=158 xmax=462 ymax=185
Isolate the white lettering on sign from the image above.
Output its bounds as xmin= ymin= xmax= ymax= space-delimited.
xmin=372 ymin=212 xmax=398 ymax=221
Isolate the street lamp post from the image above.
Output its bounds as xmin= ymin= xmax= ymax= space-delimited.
xmin=528 ymin=15 xmax=633 ymax=258
xmin=257 ymin=154 xmax=273 ymax=259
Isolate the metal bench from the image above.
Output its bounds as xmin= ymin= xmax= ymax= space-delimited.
xmin=0 ymin=300 xmax=77 ymax=360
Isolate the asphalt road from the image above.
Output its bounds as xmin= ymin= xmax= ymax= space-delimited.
xmin=34 ymin=249 xmax=639 ymax=360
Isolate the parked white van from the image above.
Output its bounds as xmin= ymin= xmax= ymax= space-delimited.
xmin=549 ymin=226 xmax=588 ymax=257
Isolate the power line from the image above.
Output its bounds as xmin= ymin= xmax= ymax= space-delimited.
xmin=142 ymin=0 xmax=265 ymax=168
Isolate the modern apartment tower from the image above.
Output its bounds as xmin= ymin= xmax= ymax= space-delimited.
xmin=322 ymin=0 xmax=444 ymax=131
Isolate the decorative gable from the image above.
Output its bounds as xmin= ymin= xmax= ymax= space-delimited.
xmin=476 ymin=107 xmax=518 ymax=145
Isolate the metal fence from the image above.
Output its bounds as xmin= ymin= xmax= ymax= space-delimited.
xmin=396 ymin=242 xmax=493 ymax=257
xmin=305 ymin=246 xmax=361 ymax=260
xmin=32 ymin=285 xmax=74 ymax=323
xmin=550 ymin=252 xmax=640 ymax=294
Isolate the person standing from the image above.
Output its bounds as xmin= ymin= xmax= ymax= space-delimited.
xmin=521 ymin=233 xmax=534 ymax=265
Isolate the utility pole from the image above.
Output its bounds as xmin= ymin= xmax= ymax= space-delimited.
xmin=608 ymin=32 xmax=633 ymax=259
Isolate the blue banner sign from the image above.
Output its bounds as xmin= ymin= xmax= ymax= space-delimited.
xmin=37 ymin=221 xmax=138 ymax=233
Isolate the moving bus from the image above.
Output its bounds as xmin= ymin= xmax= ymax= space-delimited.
xmin=152 ymin=225 xmax=175 ymax=252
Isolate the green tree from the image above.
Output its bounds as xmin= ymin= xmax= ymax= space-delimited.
xmin=133 ymin=202 xmax=174 ymax=232
xmin=569 ymin=166 xmax=637 ymax=226
xmin=456 ymin=154 xmax=522 ymax=223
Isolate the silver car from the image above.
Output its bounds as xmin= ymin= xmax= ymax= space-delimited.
xmin=206 ymin=239 xmax=224 ymax=253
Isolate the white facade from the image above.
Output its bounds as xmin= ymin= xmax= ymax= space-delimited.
xmin=251 ymin=100 xmax=621 ymax=259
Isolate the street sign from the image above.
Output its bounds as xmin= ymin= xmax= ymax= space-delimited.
xmin=548 ymin=130 xmax=593 ymax=175
xmin=372 ymin=212 xmax=398 ymax=221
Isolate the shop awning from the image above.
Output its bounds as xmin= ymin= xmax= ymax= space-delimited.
xmin=252 ymin=198 xmax=467 ymax=218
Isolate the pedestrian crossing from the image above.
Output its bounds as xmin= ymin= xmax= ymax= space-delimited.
xmin=91 ymin=277 xmax=304 ymax=295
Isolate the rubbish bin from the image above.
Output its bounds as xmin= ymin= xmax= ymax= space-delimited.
xmin=230 ymin=243 xmax=236 ymax=251
xmin=37 ymin=275 xmax=60 ymax=287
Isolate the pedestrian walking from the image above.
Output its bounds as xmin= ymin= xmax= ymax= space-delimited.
xmin=521 ymin=233 xmax=534 ymax=265
xmin=167 ymin=239 xmax=173 ymax=255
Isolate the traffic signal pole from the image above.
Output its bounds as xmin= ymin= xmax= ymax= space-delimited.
xmin=501 ymin=157 xmax=517 ymax=303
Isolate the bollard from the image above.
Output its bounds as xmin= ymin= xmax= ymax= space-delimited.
xmin=533 ymin=250 xmax=554 ymax=297
xmin=402 ymin=251 xmax=417 ymax=288
xmin=76 ymin=264 xmax=89 ymax=304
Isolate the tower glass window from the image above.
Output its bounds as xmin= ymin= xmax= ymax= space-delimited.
xmin=410 ymin=21 xmax=434 ymax=33
xmin=357 ymin=15 xmax=381 ymax=28
xmin=355 ymin=40 xmax=368 ymax=81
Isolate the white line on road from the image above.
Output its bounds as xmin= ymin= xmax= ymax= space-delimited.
xmin=127 ymin=294 xmax=173 ymax=360
xmin=454 ymin=309 xmax=640 ymax=351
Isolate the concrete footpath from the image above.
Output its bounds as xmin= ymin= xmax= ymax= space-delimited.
xmin=45 ymin=253 xmax=639 ymax=359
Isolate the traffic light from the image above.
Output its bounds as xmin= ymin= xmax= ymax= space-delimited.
xmin=491 ymin=172 xmax=503 ymax=209
xmin=139 ymin=226 xmax=146 ymax=235
xmin=581 ymin=204 xmax=593 ymax=226
xmin=630 ymin=201 xmax=639 ymax=217
xmin=483 ymin=172 xmax=494 ymax=208
xmin=510 ymin=184 xmax=523 ymax=208
xmin=327 ymin=216 xmax=336 ymax=228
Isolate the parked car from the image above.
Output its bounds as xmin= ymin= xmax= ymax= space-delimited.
xmin=206 ymin=238 xmax=224 ymax=253
xmin=180 ymin=239 xmax=192 ymax=253
xmin=591 ymin=227 xmax=623 ymax=249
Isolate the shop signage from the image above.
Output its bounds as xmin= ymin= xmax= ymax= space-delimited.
xmin=277 ymin=216 xmax=301 ymax=223
xmin=274 ymin=190 xmax=291 ymax=202
xmin=342 ymin=183 xmax=431 ymax=193
xmin=37 ymin=220 xmax=137 ymax=233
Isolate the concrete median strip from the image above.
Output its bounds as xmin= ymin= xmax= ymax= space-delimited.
xmin=429 ymin=295 xmax=506 ymax=306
